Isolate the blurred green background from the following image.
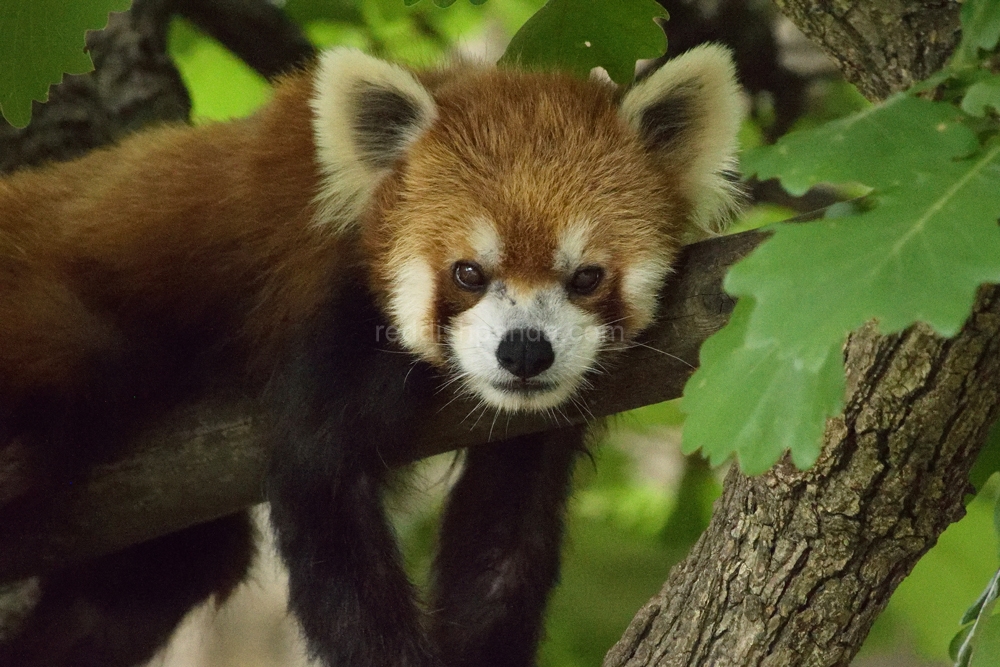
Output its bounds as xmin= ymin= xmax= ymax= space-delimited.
xmin=164 ymin=2 xmax=1000 ymax=665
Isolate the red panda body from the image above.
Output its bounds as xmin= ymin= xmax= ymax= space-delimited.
xmin=0 ymin=46 xmax=743 ymax=667
xmin=0 ymin=75 xmax=334 ymax=407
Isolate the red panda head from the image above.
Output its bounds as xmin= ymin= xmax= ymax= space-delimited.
xmin=310 ymin=46 xmax=743 ymax=412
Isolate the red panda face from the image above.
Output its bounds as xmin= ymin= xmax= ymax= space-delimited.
xmin=311 ymin=47 xmax=743 ymax=413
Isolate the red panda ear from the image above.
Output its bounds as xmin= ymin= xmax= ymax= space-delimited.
xmin=310 ymin=48 xmax=437 ymax=232
xmin=619 ymin=44 xmax=744 ymax=235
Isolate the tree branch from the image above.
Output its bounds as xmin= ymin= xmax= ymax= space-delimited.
xmin=0 ymin=229 xmax=764 ymax=583
xmin=165 ymin=0 xmax=315 ymax=80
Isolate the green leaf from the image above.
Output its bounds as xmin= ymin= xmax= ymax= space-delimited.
xmin=970 ymin=603 xmax=1000 ymax=667
xmin=961 ymin=0 xmax=1000 ymax=54
xmin=963 ymin=75 xmax=1000 ymax=117
xmin=971 ymin=420 xmax=1000 ymax=496
xmin=681 ymin=299 xmax=845 ymax=475
xmin=954 ymin=572 xmax=1000 ymax=667
xmin=969 ymin=600 xmax=1000 ymax=667
xmin=951 ymin=624 xmax=974 ymax=662
xmin=0 ymin=0 xmax=131 ymax=127
xmin=433 ymin=0 xmax=457 ymax=6
xmin=962 ymin=576 xmax=998 ymax=626
xmin=727 ymin=143 xmax=1000 ymax=371
xmin=690 ymin=97 xmax=1000 ymax=474
xmin=742 ymin=95 xmax=978 ymax=196
xmin=501 ymin=0 xmax=667 ymax=83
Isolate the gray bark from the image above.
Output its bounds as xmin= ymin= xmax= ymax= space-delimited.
xmin=603 ymin=1 xmax=1000 ymax=665
xmin=604 ymin=289 xmax=1000 ymax=666
xmin=771 ymin=0 xmax=962 ymax=101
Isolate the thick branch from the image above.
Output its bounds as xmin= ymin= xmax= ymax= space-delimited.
xmin=165 ymin=0 xmax=315 ymax=79
xmin=0 ymin=230 xmax=763 ymax=583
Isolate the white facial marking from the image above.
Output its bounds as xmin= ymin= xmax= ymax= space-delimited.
xmin=388 ymin=257 xmax=437 ymax=360
xmin=553 ymin=217 xmax=608 ymax=272
xmin=310 ymin=48 xmax=437 ymax=233
xmin=621 ymin=255 xmax=673 ymax=331
xmin=447 ymin=283 xmax=607 ymax=412
xmin=467 ymin=217 xmax=503 ymax=269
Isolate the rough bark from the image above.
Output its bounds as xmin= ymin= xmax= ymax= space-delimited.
xmin=771 ymin=0 xmax=962 ymax=101
xmin=605 ymin=288 xmax=1000 ymax=667
xmin=603 ymin=2 xmax=1000 ymax=666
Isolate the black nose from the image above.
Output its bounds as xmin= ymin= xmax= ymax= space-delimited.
xmin=496 ymin=328 xmax=555 ymax=380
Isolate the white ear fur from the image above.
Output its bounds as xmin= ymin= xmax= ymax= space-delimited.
xmin=310 ymin=48 xmax=437 ymax=233
xmin=620 ymin=44 xmax=744 ymax=235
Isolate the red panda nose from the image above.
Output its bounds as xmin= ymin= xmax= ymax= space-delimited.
xmin=496 ymin=328 xmax=555 ymax=380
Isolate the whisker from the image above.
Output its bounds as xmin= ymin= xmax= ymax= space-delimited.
xmin=624 ymin=341 xmax=695 ymax=369
xmin=555 ymin=404 xmax=572 ymax=425
xmin=437 ymin=391 xmax=467 ymax=414
xmin=488 ymin=407 xmax=502 ymax=442
xmin=462 ymin=399 xmax=487 ymax=425
xmin=571 ymin=395 xmax=597 ymax=422
xmin=470 ymin=401 xmax=491 ymax=430
xmin=435 ymin=372 xmax=468 ymax=394
xmin=402 ymin=361 xmax=419 ymax=388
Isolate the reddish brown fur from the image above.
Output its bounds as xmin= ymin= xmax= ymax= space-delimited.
xmin=0 ymin=49 xmax=738 ymax=667
xmin=1 ymin=61 xmax=694 ymax=410
xmin=364 ymin=67 xmax=691 ymax=342
xmin=0 ymin=70 xmax=351 ymax=406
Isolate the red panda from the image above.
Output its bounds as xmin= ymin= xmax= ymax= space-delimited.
xmin=0 ymin=46 xmax=742 ymax=667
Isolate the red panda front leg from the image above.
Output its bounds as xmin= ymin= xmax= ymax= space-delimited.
xmin=430 ymin=426 xmax=585 ymax=667
xmin=265 ymin=287 xmax=442 ymax=667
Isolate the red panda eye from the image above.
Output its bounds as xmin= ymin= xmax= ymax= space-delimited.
xmin=568 ymin=266 xmax=603 ymax=295
xmin=453 ymin=261 xmax=487 ymax=291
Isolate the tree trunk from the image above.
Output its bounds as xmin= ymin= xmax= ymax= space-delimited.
xmin=605 ymin=289 xmax=1000 ymax=666
xmin=770 ymin=0 xmax=961 ymax=101
xmin=604 ymin=2 xmax=1000 ymax=665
